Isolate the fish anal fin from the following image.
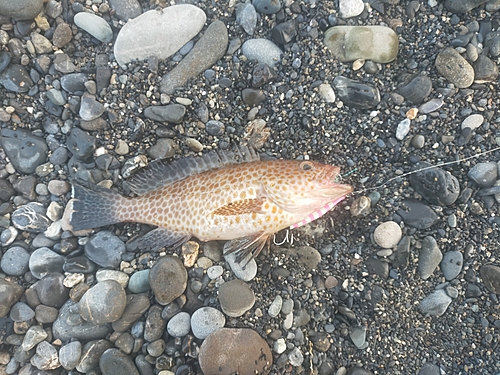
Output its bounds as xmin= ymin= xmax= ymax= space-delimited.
xmin=223 ymin=232 xmax=270 ymax=263
xmin=212 ymin=197 xmax=266 ymax=216
xmin=130 ymin=227 xmax=190 ymax=252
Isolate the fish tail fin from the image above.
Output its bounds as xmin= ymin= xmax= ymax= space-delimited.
xmin=70 ymin=180 xmax=124 ymax=231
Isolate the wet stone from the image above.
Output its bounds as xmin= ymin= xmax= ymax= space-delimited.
xmin=199 ymin=328 xmax=272 ymax=374
xmin=419 ymin=98 xmax=443 ymax=114
xmin=1 ymin=128 xmax=48 ymax=174
xmin=84 ymin=231 xmax=126 ymax=269
xmin=219 ymin=279 xmax=255 ymax=317
xmin=397 ymin=199 xmax=439 ymax=229
xmin=418 ymin=236 xmax=442 ymax=280
xmin=61 ymin=73 xmax=87 ymax=93
xmin=441 ymin=251 xmax=463 ymax=280
xmin=29 ymin=247 xmax=65 ymax=279
xmin=80 ymin=95 xmax=105 ymax=121
xmin=0 ymin=278 xmax=24 ymax=318
xmin=333 ymin=76 xmax=380 ymax=109
xmin=365 ymin=258 xmax=389 ymax=278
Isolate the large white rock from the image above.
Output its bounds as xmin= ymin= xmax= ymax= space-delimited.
xmin=114 ymin=5 xmax=206 ymax=68
xmin=74 ymin=12 xmax=113 ymax=43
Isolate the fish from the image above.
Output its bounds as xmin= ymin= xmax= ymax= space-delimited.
xmin=69 ymin=146 xmax=353 ymax=262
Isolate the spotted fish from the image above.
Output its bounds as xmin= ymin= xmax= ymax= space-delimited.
xmin=69 ymin=146 xmax=353 ymax=262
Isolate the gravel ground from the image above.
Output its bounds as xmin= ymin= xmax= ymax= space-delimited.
xmin=1 ymin=0 xmax=500 ymax=374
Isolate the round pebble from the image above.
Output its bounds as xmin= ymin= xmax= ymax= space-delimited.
xmin=190 ymin=307 xmax=226 ymax=339
xmin=373 ymin=221 xmax=402 ymax=248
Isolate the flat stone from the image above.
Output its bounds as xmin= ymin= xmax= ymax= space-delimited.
xmin=74 ymin=12 xmax=113 ymax=43
xmin=444 ymin=0 xmax=488 ymax=13
xmin=80 ymin=95 xmax=105 ymax=121
xmin=324 ymin=26 xmax=398 ymax=63
xmin=397 ymin=199 xmax=439 ymax=229
xmin=1 ymin=246 xmax=30 ymax=276
xmin=34 ymin=273 xmax=69 ymax=308
xmin=114 ymin=5 xmax=206 ymax=67
xmin=236 ymin=3 xmax=257 ymax=35
xmin=59 ymin=341 xmax=82 ymax=371
xmin=397 ymin=73 xmax=433 ymax=104
xmin=333 ymin=75 xmax=380 ymax=108
xmin=419 ymin=289 xmax=452 ymax=317
xmin=160 ymin=20 xmax=228 ymax=94
xmin=219 ymin=279 xmax=255 ymax=317
xmin=144 ymin=104 xmax=186 ymax=123
xmin=0 ymin=0 xmax=43 ymax=20
xmin=52 ymin=23 xmax=73 ymax=48
xmin=61 ymin=73 xmax=87 ymax=93
xmin=199 ymin=328 xmax=273 ymax=375
xmin=84 ymin=231 xmax=126 ymax=268
xmin=418 ymin=236 xmax=442 ymax=280
xmin=167 ymin=311 xmax=191 ymax=337
xmin=441 ymin=251 xmax=463 ymax=280
xmin=1 ymin=128 xmax=47 ymax=173
xmin=473 ymin=55 xmax=498 ymax=82
xmin=468 ymin=162 xmax=498 ymax=187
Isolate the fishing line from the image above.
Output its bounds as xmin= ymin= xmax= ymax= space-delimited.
xmin=349 ymin=145 xmax=500 ymax=195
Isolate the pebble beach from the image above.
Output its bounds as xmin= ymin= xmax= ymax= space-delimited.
xmin=1 ymin=0 xmax=500 ymax=374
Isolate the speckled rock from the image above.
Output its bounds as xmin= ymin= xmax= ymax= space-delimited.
xmin=149 ymin=256 xmax=187 ymax=305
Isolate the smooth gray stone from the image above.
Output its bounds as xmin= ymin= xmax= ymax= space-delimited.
xmin=100 ymin=348 xmax=140 ymax=375
xmin=0 ymin=0 xmax=44 ymax=20
xmin=74 ymin=12 xmax=113 ymax=43
xmin=160 ymin=20 xmax=228 ymax=94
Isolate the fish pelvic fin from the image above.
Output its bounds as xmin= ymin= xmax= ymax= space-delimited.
xmin=223 ymin=232 xmax=270 ymax=264
xmin=131 ymin=227 xmax=191 ymax=252
xmin=70 ymin=179 xmax=123 ymax=231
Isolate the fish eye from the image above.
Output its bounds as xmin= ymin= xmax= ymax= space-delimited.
xmin=299 ymin=161 xmax=314 ymax=171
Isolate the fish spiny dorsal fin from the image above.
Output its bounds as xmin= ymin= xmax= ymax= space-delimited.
xmin=125 ymin=145 xmax=260 ymax=196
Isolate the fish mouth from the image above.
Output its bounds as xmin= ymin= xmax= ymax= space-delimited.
xmin=324 ymin=166 xmax=354 ymax=198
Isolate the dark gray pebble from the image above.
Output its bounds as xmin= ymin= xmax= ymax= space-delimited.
xmin=1 ymin=128 xmax=48 ymax=174
xmin=34 ymin=273 xmax=69 ymax=309
xmin=0 ymin=51 xmax=11 ymax=73
xmin=409 ymin=162 xmax=460 ymax=205
xmin=468 ymin=161 xmax=498 ymax=187
xmin=84 ymin=231 xmax=126 ymax=268
xmin=272 ymin=20 xmax=298 ymax=44
xmin=61 ymin=73 xmax=88 ymax=93
xmin=242 ymin=88 xmax=266 ymax=106
xmin=397 ymin=73 xmax=432 ymax=104
xmin=418 ymin=363 xmax=441 ymax=375
xmin=473 ymin=55 xmax=498 ymax=82
xmin=12 ymin=202 xmax=51 ymax=234
xmin=397 ymin=199 xmax=439 ymax=229
xmin=480 ymin=265 xmax=500 ymax=294
xmin=67 ymin=127 xmax=97 ymax=160
xmin=333 ymin=76 xmax=380 ymax=109
xmin=0 ymin=64 xmax=33 ymax=92
xmin=100 ymin=348 xmax=140 ymax=375
xmin=144 ymin=104 xmax=186 ymax=123
xmin=205 ymin=120 xmax=225 ymax=136
xmin=252 ymin=62 xmax=277 ymax=87
xmin=252 ymin=0 xmax=282 ymax=14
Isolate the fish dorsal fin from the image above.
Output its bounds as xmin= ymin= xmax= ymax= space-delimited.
xmin=212 ymin=197 xmax=266 ymax=216
xmin=126 ymin=146 xmax=260 ymax=196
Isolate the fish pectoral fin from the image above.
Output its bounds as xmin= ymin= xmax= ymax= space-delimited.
xmin=223 ymin=232 xmax=270 ymax=263
xmin=211 ymin=197 xmax=266 ymax=216
xmin=131 ymin=227 xmax=190 ymax=252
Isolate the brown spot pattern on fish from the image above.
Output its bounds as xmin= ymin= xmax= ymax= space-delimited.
xmin=70 ymin=147 xmax=353 ymax=261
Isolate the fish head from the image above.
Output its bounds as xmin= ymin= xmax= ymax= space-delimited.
xmin=264 ymin=160 xmax=354 ymax=214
